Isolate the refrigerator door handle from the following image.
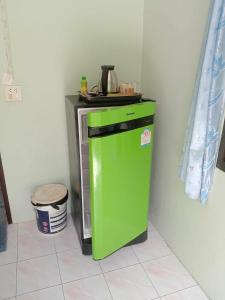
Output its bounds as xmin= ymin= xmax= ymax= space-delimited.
xmin=88 ymin=114 xmax=154 ymax=138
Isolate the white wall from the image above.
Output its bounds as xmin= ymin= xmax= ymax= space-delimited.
xmin=142 ymin=1 xmax=225 ymax=299
xmin=0 ymin=0 xmax=144 ymax=223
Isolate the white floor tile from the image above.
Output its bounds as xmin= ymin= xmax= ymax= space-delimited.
xmin=148 ymin=222 xmax=165 ymax=241
xmin=3 ymin=218 xmax=207 ymax=300
xmin=17 ymin=285 xmax=64 ymax=300
xmin=143 ymin=255 xmax=196 ymax=297
xmin=0 ymin=263 xmax=16 ymax=300
xmin=18 ymin=221 xmax=55 ymax=261
xmin=148 ymin=221 xmax=158 ymax=233
xmin=105 ymin=264 xmax=158 ymax=300
xmin=57 ymin=249 xmax=101 ymax=283
xmin=148 ymin=227 xmax=163 ymax=239
xmin=132 ymin=233 xmax=172 ymax=263
xmin=0 ymin=224 xmax=17 ymax=266
xmin=54 ymin=225 xmax=80 ymax=253
xmin=17 ymin=254 xmax=61 ymax=295
xmin=161 ymin=286 xmax=208 ymax=300
xmin=100 ymin=246 xmax=138 ymax=273
xmin=63 ymin=274 xmax=112 ymax=300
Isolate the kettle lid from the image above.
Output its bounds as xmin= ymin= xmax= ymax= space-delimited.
xmin=101 ymin=65 xmax=115 ymax=70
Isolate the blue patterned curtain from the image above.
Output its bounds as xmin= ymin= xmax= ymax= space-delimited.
xmin=180 ymin=0 xmax=225 ymax=203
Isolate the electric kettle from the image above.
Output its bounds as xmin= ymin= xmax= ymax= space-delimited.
xmin=99 ymin=65 xmax=119 ymax=95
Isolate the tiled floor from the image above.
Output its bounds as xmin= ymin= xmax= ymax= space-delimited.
xmin=0 ymin=216 xmax=209 ymax=300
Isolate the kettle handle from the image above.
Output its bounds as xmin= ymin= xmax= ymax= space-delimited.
xmin=101 ymin=68 xmax=109 ymax=95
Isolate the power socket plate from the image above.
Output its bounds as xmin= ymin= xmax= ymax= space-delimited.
xmin=4 ymin=85 xmax=22 ymax=101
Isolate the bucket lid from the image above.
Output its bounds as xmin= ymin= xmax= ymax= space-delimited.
xmin=31 ymin=184 xmax=67 ymax=205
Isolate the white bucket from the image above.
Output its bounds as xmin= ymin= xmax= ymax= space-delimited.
xmin=31 ymin=184 xmax=68 ymax=234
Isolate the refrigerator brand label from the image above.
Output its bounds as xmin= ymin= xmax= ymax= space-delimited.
xmin=141 ymin=129 xmax=151 ymax=146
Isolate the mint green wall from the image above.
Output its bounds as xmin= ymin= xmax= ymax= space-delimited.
xmin=142 ymin=1 xmax=225 ymax=299
xmin=0 ymin=0 xmax=144 ymax=222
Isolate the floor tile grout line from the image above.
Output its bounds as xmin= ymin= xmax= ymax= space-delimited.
xmin=13 ymin=220 xmax=78 ymax=258
xmin=99 ymin=261 xmax=114 ymax=300
xmin=103 ymin=261 xmax=140 ymax=274
xmin=16 ymin=224 xmax=56 ymax=263
xmin=15 ymin=245 xmax=80 ymax=264
xmin=148 ymin=224 xmax=198 ymax=286
xmin=159 ymin=284 xmax=198 ymax=298
xmin=12 ymin=248 xmax=171 ymax=281
xmin=147 ymin=224 xmax=201 ymax=295
xmin=141 ymin=254 xmax=198 ymax=299
xmin=139 ymin=253 xmax=175 ymax=264
xmin=15 ymin=252 xmax=57 ymax=264
xmin=54 ymin=246 xmax=80 ymax=255
xmin=9 ymin=256 xmax=204 ymax=299
xmin=53 ymin=238 xmax=66 ymax=300
xmin=0 ymin=246 xmax=79 ymax=267
xmin=62 ymin=272 xmax=107 ymax=286
xmin=0 ymin=260 xmax=18 ymax=267
xmin=58 ymin=249 xmax=173 ymax=275
xmin=139 ymin=264 xmax=161 ymax=299
xmin=103 ymin=261 xmax=160 ymax=300
xmin=83 ymin=247 xmax=203 ymax=298
xmin=131 ymin=245 xmax=160 ymax=299
xmin=131 ymin=240 xmax=173 ymax=263
xmin=16 ymin=244 xmax=64 ymax=297
xmin=164 ymin=250 xmax=197 ymax=284
xmin=7 ymin=219 xmax=203 ymax=299
xmin=139 ymin=254 xmax=198 ymax=298
xmin=6 ymin=219 xmax=207 ymax=299
xmin=15 ymin=283 xmax=64 ymax=298
xmin=33 ymin=243 xmax=171 ymax=266
xmin=2 ymin=223 xmax=167 ymax=263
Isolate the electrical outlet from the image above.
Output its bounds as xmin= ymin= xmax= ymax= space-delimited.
xmin=4 ymin=85 xmax=22 ymax=101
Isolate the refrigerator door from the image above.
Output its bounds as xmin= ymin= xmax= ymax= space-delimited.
xmin=88 ymin=102 xmax=156 ymax=260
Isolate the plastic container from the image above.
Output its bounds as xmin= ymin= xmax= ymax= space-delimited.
xmin=31 ymin=184 xmax=68 ymax=234
xmin=80 ymin=76 xmax=88 ymax=94
xmin=0 ymin=194 xmax=7 ymax=252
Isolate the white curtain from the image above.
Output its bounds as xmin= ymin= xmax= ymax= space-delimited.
xmin=180 ymin=0 xmax=225 ymax=203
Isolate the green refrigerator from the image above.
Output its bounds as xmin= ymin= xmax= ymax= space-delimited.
xmin=88 ymin=101 xmax=155 ymax=260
